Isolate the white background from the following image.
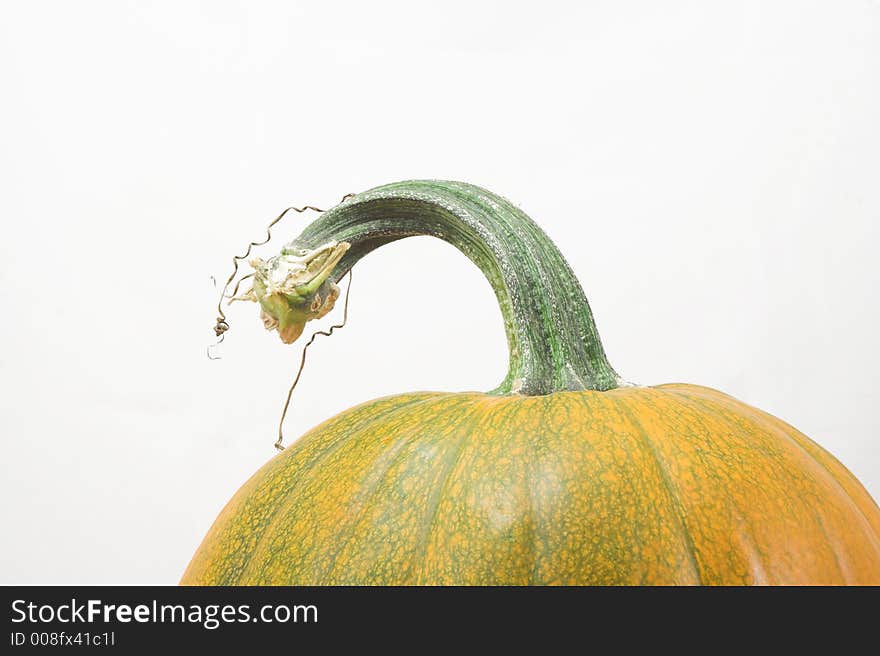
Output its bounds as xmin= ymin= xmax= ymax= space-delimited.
xmin=1 ymin=1 xmax=878 ymax=584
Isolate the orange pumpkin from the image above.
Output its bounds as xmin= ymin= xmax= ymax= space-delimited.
xmin=183 ymin=180 xmax=880 ymax=585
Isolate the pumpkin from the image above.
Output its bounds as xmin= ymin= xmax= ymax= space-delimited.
xmin=183 ymin=180 xmax=880 ymax=585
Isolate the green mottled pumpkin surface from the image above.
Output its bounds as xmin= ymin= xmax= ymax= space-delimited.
xmin=182 ymin=385 xmax=880 ymax=585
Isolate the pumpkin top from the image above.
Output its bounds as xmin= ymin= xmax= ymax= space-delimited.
xmin=254 ymin=180 xmax=621 ymax=395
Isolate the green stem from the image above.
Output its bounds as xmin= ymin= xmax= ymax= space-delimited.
xmin=285 ymin=180 xmax=619 ymax=395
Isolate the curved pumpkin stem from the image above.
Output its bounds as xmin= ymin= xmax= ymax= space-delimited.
xmin=277 ymin=180 xmax=620 ymax=395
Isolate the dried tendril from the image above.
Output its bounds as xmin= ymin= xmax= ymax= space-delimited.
xmin=208 ymin=193 xmax=356 ymax=451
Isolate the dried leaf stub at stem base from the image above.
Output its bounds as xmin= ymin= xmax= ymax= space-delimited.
xmin=233 ymin=241 xmax=351 ymax=344
xmin=208 ymin=194 xmax=355 ymax=355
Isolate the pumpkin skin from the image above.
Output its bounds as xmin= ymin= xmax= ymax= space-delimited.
xmin=182 ymin=384 xmax=880 ymax=585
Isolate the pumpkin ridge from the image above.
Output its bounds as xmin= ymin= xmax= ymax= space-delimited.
xmin=488 ymin=396 xmax=545 ymax=585
xmin=746 ymin=411 xmax=880 ymax=542
xmin=650 ymin=387 xmax=790 ymax=583
xmin=661 ymin=387 xmax=880 ymax=581
xmin=609 ymin=393 xmax=705 ymax=584
xmin=236 ymin=394 xmax=451 ymax=583
xmin=323 ymin=394 xmax=486 ymax=584
xmin=321 ymin=418 xmax=427 ymax=583
xmin=727 ymin=507 xmax=770 ymax=584
xmin=265 ymin=393 xmax=473 ymax=584
xmin=523 ymin=395 xmax=556 ymax=584
xmin=653 ymin=387 xmax=807 ymax=584
xmin=812 ymin=510 xmax=850 ymax=583
xmin=664 ymin=386 xmax=880 ymax=559
xmin=412 ymin=397 xmax=508 ymax=584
